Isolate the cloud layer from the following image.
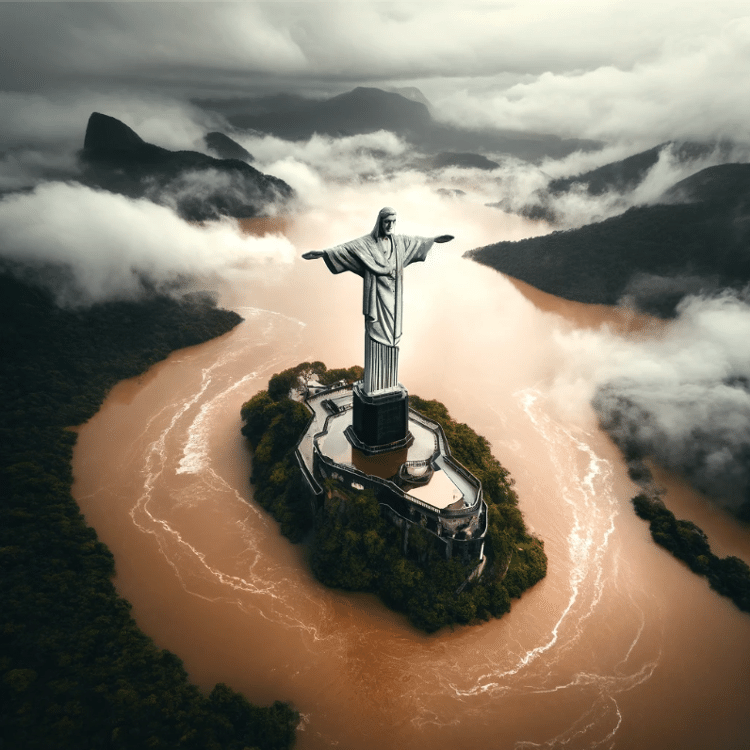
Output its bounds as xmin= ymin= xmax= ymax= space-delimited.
xmin=435 ymin=14 xmax=750 ymax=144
xmin=0 ymin=182 xmax=295 ymax=305
xmin=539 ymin=292 xmax=750 ymax=507
xmin=1 ymin=2 xmax=749 ymax=145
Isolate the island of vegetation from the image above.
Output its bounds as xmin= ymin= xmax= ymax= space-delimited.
xmin=241 ymin=362 xmax=547 ymax=633
xmin=0 ymin=269 xmax=298 ymax=750
xmin=595 ymin=411 xmax=750 ymax=613
xmin=631 ymin=493 xmax=750 ymax=612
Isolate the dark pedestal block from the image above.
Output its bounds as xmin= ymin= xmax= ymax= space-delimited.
xmin=345 ymin=382 xmax=413 ymax=455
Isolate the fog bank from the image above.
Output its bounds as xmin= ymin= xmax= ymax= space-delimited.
xmin=0 ymin=182 xmax=294 ymax=306
xmin=542 ymin=291 xmax=750 ymax=508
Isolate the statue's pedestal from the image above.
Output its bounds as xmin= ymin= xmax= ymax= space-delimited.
xmin=345 ymin=381 xmax=413 ymax=455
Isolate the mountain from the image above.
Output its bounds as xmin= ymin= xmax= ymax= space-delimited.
xmin=466 ymin=162 xmax=750 ymax=315
xmin=548 ymin=141 xmax=716 ymax=196
xmin=663 ymin=161 xmax=750 ymax=205
xmin=79 ymin=113 xmax=292 ymax=222
xmin=203 ymin=131 xmax=254 ymax=162
xmin=225 ymin=86 xmax=431 ymax=140
xmin=489 ymin=141 xmax=725 ymax=223
xmin=385 ymin=86 xmax=432 ymax=109
xmin=194 ymin=93 xmax=313 ymax=119
xmin=429 ymin=152 xmax=499 ymax=170
xmin=195 ymin=87 xmax=597 ymax=162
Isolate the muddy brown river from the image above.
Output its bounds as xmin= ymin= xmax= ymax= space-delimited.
xmin=72 ymin=208 xmax=750 ymax=749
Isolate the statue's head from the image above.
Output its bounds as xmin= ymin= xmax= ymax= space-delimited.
xmin=373 ymin=207 xmax=397 ymax=238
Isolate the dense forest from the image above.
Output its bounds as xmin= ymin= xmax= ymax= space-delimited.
xmin=631 ymin=494 xmax=750 ymax=612
xmin=468 ymin=162 xmax=750 ymax=316
xmin=0 ymin=270 xmax=298 ymax=749
xmin=241 ymin=362 xmax=546 ymax=632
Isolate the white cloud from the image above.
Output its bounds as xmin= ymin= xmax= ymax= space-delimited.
xmin=433 ymin=15 xmax=750 ymax=144
xmin=535 ymin=291 xmax=750 ymax=505
xmin=2 ymin=1 xmax=748 ymax=154
xmin=241 ymin=130 xmax=408 ymax=183
xmin=0 ymin=182 xmax=295 ymax=305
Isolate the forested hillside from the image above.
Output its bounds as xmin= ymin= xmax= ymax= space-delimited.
xmin=80 ymin=112 xmax=294 ymax=222
xmin=0 ymin=270 xmax=298 ymax=750
xmin=241 ymin=363 xmax=546 ymax=632
xmin=469 ymin=162 xmax=750 ymax=315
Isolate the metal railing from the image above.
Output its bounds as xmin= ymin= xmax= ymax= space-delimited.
xmin=313 ymin=444 xmax=439 ymax=515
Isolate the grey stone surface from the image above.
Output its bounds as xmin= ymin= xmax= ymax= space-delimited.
xmin=302 ymin=208 xmax=452 ymax=395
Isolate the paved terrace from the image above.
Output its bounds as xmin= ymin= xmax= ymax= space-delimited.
xmin=296 ymin=385 xmax=480 ymax=512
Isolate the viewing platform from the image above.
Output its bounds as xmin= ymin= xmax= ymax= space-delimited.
xmin=295 ymin=381 xmax=487 ymax=562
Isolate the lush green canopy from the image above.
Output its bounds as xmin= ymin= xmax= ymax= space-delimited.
xmin=1 ymin=272 xmax=298 ymax=749
xmin=241 ymin=364 xmax=547 ymax=632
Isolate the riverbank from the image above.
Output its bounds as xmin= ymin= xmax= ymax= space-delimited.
xmin=0 ymin=270 xmax=297 ymax=750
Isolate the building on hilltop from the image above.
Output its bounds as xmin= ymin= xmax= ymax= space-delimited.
xmin=294 ymin=380 xmax=488 ymax=565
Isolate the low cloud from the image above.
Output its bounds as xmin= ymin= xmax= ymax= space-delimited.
xmin=239 ymin=130 xmax=730 ymax=233
xmin=428 ymin=142 xmax=750 ymax=231
xmin=239 ymin=130 xmax=409 ymax=185
xmin=0 ymin=182 xmax=295 ymax=306
xmin=433 ymin=16 xmax=750 ymax=145
xmin=0 ymin=147 xmax=80 ymax=193
xmin=0 ymin=90 xmax=228 ymax=193
xmin=542 ymin=291 xmax=750 ymax=508
xmin=140 ymin=167 xmax=292 ymax=222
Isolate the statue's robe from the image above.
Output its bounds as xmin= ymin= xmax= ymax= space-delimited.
xmin=322 ymin=233 xmax=434 ymax=393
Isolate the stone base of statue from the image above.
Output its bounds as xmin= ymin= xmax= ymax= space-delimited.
xmin=345 ymin=381 xmax=413 ymax=455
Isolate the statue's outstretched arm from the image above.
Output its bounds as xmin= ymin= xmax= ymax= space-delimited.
xmin=302 ymin=250 xmax=325 ymax=260
xmin=434 ymin=235 xmax=454 ymax=244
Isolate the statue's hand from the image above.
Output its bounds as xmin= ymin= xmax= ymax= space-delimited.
xmin=302 ymin=250 xmax=324 ymax=260
xmin=434 ymin=235 xmax=454 ymax=244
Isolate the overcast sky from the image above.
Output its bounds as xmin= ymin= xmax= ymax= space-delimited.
xmin=1 ymin=1 xmax=749 ymax=145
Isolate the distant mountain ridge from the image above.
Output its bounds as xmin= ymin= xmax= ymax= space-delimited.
xmin=548 ymin=141 xmax=717 ymax=196
xmin=195 ymin=86 xmax=598 ymax=162
xmin=203 ymin=131 xmax=254 ymax=162
xmin=79 ymin=112 xmax=292 ymax=222
xmin=226 ymin=87 xmax=431 ymax=140
xmin=467 ymin=161 xmax=750 ymax=315
xmin=490 ymin=141 xmax=729 ymax=223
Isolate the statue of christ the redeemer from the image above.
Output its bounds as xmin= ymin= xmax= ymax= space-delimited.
xmin=303 ymin=207 xmax=453 ymax=395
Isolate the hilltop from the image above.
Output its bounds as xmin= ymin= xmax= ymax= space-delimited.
xmin=467 ymin=161 xmax=750 ymax=315
xmin=79 ymin=112 xmax=293 ymax=222
xmin=548 ymin=141 xmax=719 ymax=196
xmin=490 ymin=140 xmax=731 ymax=223
xmin=195 ymin=86 xmax=597 ymax=162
